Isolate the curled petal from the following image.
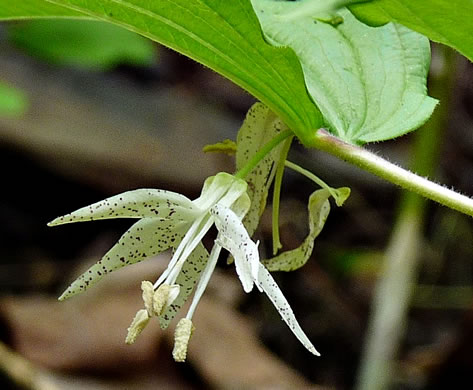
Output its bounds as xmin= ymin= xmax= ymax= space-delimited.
xmin=263 ymin=188 xmax=331 ymax=272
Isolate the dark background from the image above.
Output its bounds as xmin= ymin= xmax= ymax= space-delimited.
xmin=0 ymin=19 xmax=473 ymax=390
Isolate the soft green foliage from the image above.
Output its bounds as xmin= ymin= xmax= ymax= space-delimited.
xmin=236 ymin=103 xmax=287 ymax=236
xmin=349 ymin=0 xmax=473 ymax=63
xmin=0 ymin=0 xmax=83 ymax=19
xmin=0 ymin=81 xmax=28 ymax=117
xmin=263 ymin=189 xmax=331 ymax=272
xmin=263 ymin=187 xmax=349 ymax=272
xmin=0 ymin=0 xmax=443 ymax=145
xmin=0 ymin=0 xmax=323 ymax=145
xmin=252 ymin=1 xmax=437 ymax=144
xmin=8 ymin=20 xmax=155 ymax=69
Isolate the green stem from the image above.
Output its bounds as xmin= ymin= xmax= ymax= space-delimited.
xmin=285 ymin=160 xmax=338 ymax=199
xmin=271 ymin=135 xmax=293 ymax=255
xmin=309 ymin=129 xmax=473 ymax=217
xmin=235 ymin=129 xmax=293 ymax=180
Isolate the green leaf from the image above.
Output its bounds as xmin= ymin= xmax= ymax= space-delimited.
xmin=263 ymin=188 xmax=332 ymax=272
xmin=0 ymin=0 xmax=84 ymax=19
xmin=0 ymin=81 xmax=28 ymax=117
xmin=252 ymin=1 xmax=437 ymax=144
xmin=236 ymin=103 xmax=287 ymax=236
xmin=349 ymin=0 xmax=473 ymax=63
xmin=330 ymin=186 xmax=351 ymax=207
xmin=0 ymin=0 xmax=324 ymax=145
xmin=8 ymin=20 xmax=156 ymax=70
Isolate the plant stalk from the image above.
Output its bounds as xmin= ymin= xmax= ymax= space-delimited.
xmin=309 ymin=128 xmax=473 ymax=218
xmin=271 ymin=135 xmax=293 ymax=254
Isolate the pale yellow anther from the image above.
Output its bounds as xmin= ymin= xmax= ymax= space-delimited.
xmin=153 ymin=283 xmax=180 ymax=316
xmin=172 ymin=318 xmax=195 ymax=362
xmin=141 ymin=281 xmax=155 ymax=317
xmin=125 ymin=309 xmax=150 ymax=344
xmin=153 ymin=284 xmax=171 ymax=316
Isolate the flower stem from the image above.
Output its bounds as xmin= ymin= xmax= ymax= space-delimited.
xmin=309 ymin=129 xmax=473 ymax=217
xmin=284 ymin=160 xmax=338 ymax=199
xmin=271 ymin=135 xmax=293 ymax=255
xmin=235 ymin=129 xmax=293 ymax=180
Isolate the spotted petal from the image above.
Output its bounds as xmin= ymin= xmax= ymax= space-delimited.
xmin=48 ymin=189 xmax=197 ymax=226
xmin=193 ymin=173 xmax=240 ymax=211
xmin=59 ymin=218 xmax=190 ymax=300
xmin=211 ymin=204 xmax=259 ymax=293
xmin=256 ymin=262 xmax=320 ymax=356
xmin=236 ymin=103 xmax=287 ymax=236
xmin=263 ymin=189 xmax=331 ymax=271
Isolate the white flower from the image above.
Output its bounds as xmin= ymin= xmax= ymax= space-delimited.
xmin=49 ymin=172 xmax=319 ymax=358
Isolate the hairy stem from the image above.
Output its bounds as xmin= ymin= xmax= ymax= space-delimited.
xmin=309 ymin=129 xmax=473 ymax=217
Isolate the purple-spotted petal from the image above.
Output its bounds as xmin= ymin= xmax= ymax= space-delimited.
xmin=211 ymin=204 xmax=260 ymax=292
xmin=48 ymin=189 xmax=197 ymax=226
xmin=58 ymin=218 xmax=189 ymax=300
xmin=256 ymin=262 xmax=320 ymax=356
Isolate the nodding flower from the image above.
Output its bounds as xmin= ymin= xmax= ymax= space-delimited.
xmin=49 ymin=172 xmax=319 ymax=360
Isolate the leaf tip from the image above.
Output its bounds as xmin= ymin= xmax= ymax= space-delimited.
xmin=334 ymin=187 xmax=351 ymax=206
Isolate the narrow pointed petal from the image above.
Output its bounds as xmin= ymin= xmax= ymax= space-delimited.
xmin=256 ymin=262 xmax=320 ymax=356
xmin=226 ymin=192 xmax=251 ymax=265
xmin=59 ymin=218 xmax=188 ymax=300
xmin=48 ymin=189 xmax=197 ymax=226
xmin=236 ymin=103 xmax=287 ymax=236
xmin=211 ymin=204 xmax=259 ymax=292
xmin=159 ymin=242 xmax=209 ymax=329
xmin=216 ymin=234 xmax=253 ymax=293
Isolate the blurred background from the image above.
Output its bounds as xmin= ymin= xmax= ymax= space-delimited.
xmin=0 ymin=19 xmax=472 ymax=390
